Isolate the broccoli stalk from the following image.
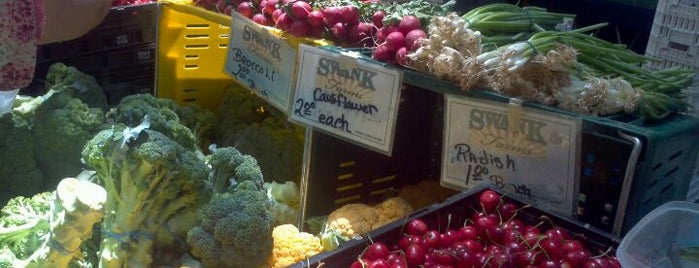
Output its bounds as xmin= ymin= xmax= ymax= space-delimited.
xmin=23 ymin=178 xmax=106 ymax=268
xmin=0 ymin=178 xmax=106 ymax=268
xmin=82 ymin=120 xmax=209 ymax=268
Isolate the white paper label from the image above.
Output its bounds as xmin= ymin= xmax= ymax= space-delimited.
xmin=441 ymin=95 xmax=581 ymax=216
xmin=225 ymin=12 xmax=297 ymax=112
xmin=290 ymin=45 xmax=403 ymax=155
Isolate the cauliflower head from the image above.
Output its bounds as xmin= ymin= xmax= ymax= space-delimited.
xmin=325 ymin=203 xmax=379 ymax=239
xmin=267 ymin=224 xmax=323 ymax=268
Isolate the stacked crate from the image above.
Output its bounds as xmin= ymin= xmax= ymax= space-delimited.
xmin=643 ymin=0 xmax=699 ymax=202
xmin=32 ymin=3 xmax=158 ymax=105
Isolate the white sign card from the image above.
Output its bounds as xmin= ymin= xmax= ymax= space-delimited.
xmin=225 ymin=11 xmax=297 ymax=112
xmin=290 ymin=45 xmax=403 ymax=155
xmin=441 ymin=95 xmax=581 ymax=216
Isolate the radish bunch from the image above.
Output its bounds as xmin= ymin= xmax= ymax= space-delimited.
xmin=372 ymin=15 xmax=427 ymax=66
xmin=350 ymin=190 xmax=621 ymax=268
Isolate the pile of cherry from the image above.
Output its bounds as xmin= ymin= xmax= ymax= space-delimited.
xmin=350 ymin=190 xmax=621 ymax=268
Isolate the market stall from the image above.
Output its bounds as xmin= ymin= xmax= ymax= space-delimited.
xmin=1 ymin=0 xmax=698 ymax=267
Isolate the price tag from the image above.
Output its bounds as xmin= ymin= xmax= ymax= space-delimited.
xmin=441 ymin=95 xmax=581 ymax=216
xmin=225 ymin=12 xmax=297 ymax=112
xmin=290 ymin=45 xmax=403 ymax=155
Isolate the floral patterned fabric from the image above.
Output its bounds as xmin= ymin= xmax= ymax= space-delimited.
xmin=0 ymin=0 xmax=44 ymax=91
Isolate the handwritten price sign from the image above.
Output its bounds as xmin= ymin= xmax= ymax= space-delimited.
xmin=225 ymin=12 xmax=296 ymax=112
xmin=290 ymin=45 xmax=402 ymax=155
xmin=441 ymin=95 xmax=581 ymax=216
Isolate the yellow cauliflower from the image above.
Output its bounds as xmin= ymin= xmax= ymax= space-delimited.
xmin=267 ymin=224 xmax=323 ymax=268
xmin=372 ymin=197 xmax=414 ymax=229
xmin=325 ymin=203 xmax=379 ymax=239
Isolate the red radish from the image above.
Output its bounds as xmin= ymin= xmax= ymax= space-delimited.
xmin=340 ymin=5 xmax=359 ymax=23
xmin=259 ymin=0 xmax=277 ymax=15
xmin=276 ymin=12 xmax=293 ymax=31
xmin=306 ymin=10 xmax=324 ymax=27
xmin=308 ymin=26 xmax=324 ymax=39
xmin=223 ymin=5 xmax=233 ymax=15
xmin=398 ymin=15 xmax=420 ymax=35
xmin=288 ymin=19 xmax=310 ymax=37
xmin=251 ymin=13 xmax=269 ymax=26
xmin=321 ymin=6 xmax=342 ymax=26
xmin=384 ymin=31 xmax=405 ymax=51
xmin=290 ymin=1 xmax=312 ymax=20
xmin=330 ymin=22 xmax=348 ymax=41
xmin=395 ymin=46 xmax=408 ymax=66
xmin=364 ymin=242 xmax=390 ymax=261
xmin=404 ymin=29 xmax=427 ymax=50
xmin=271 ymin=9 xmax=283 ymax=23
xmin=216 ymin=0 xmax=228 ymax=13
xmin=406 ymin=219 xmax=429 ymax=236
xmin=372 ymin=10 xmax=385 ymax=28
xmin=479 ymin=189 xmax=501 ymax=213
xmin=236 ymin=2 xmax=254 ymax=18
xmin=375 ymin=25 xmax=398 ymax=43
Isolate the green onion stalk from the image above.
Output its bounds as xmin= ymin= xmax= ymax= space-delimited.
xmin=477 ymin=26 xmax=695 ymax=120
xmin=461 ymin=3 xmax=576 ymax=50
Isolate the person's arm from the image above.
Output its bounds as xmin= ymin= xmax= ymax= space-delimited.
xmin=38 ymin=0 xmax=112 ymax=44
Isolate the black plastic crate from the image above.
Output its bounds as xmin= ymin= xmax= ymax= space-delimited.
xmin=293 ymin=186 xmax=621 ymax=267
xmin=302 ymin=84 xmax=446 ymax=218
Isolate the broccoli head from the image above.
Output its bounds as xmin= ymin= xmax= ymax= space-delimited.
xmin=233 ymin=117 xmax=305 ymax=184
xmin=43 ymin=63 xmax=108 ymax=111
xmin=82 ymin=121 xmax=210 ymax=268
xmin=214 ymin=83 xmax=279 ymax=144
xmin=214 ymin=84 xmax=306 ymax=184
xmin=111 ymin=94 xmax=199 ymax=153
xmin=177 ymin=104 xmax=218 ymax=150
xmin=187 ymin=148 xmax=274 ymax=268
xmin=32 ymin=91 xmax=106 ymax=189
xmin=0 ymin=113 xmax=44 ymax=206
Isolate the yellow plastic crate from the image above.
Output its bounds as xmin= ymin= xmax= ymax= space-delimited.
xmin=155 ymin=2 xmax=331 ymax=111
xmin=156 ymin=3 xmax=234 ymax=111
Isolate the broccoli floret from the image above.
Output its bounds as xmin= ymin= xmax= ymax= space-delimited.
xmin=111 ymin=94 xmax=199 ymax=153
xmin=187 ymin=148 xmax=274 ymax=268
xmin=177 ymin=104 xmax=218 ymax=149
xmin=0 ymin=114 xmax=44 ymax=206
xmin=233 ymin=117 xmax=305 ymax=184
xmin=214 ymin=83 xmax=279 ymax=144
xmin=214 ymin=84 xmax=305 ymax=184
xmin=0 ymin=178 xmax=106 ymax=268
xmin=32 ymin=91 xmax=106 ymax=189
xmin=82 ymin=121 xmax=210 ymax=268
xmin=43 ymin=63 xmax=108 ymax=111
